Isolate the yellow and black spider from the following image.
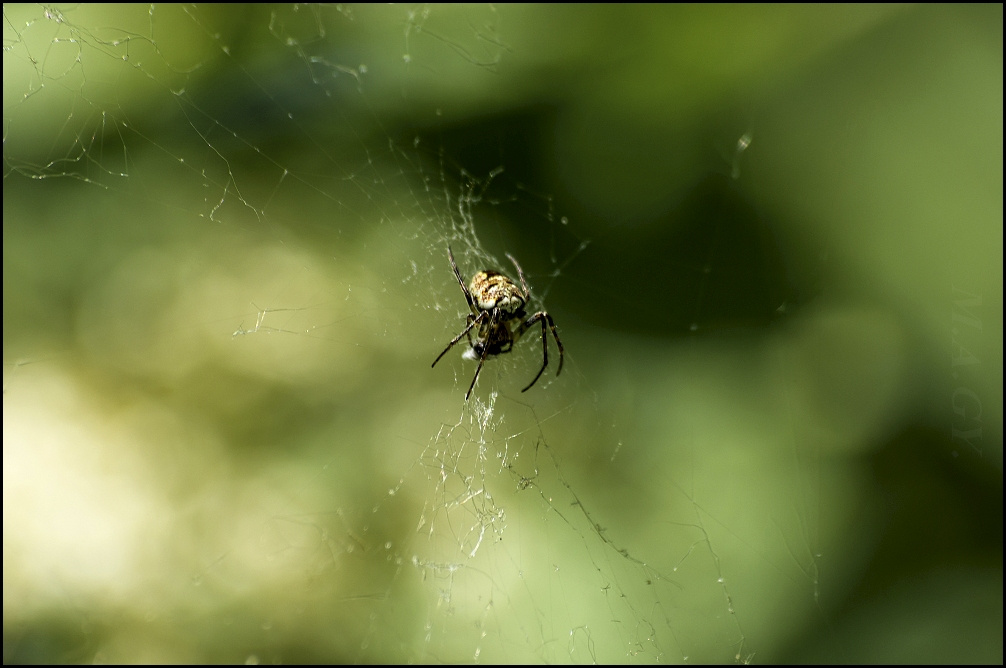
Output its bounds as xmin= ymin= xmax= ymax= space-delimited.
xmin=432 ymin=246 xmax=564 ymax=400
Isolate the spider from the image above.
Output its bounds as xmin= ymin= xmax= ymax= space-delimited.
xmin=432 ymin=246 xmax=564 ymax=400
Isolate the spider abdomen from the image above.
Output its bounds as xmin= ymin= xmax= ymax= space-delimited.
xmin=470 ymin=270 xmax=526 ymax=315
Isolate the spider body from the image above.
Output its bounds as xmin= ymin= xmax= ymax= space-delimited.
xmin=432 ymin=247 xmax=564 ymax=400
xmin=470 ymin=270 xmax=526 ymax=315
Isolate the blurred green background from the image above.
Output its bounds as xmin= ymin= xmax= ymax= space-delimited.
xmin=4 ymin=4 xmax=1001 ymax=663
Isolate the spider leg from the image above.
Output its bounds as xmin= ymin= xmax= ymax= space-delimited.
xmin=506 ymin=252 xmax=530 ymax=299
xmin=449 ymin=246 xmax=478 ymax=315
xmin=432 ymin=312 xmax=484 ymax=368
xmin=520 ymin=311 xmax=564 ymax=393
xmin=466 ymin=310 xmax=497 ymax=400
xmin=548 ymin=314 xmax=565 ymax=377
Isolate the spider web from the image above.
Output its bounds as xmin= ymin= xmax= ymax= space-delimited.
xmin=5 ymin=4 xmax=1001 ymax=665
xmin=0 ymin=5 xmax=823 ymax=663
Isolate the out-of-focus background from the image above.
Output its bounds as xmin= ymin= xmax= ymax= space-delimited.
xmin=4 ymin=4 xmax=1001 ymax=663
